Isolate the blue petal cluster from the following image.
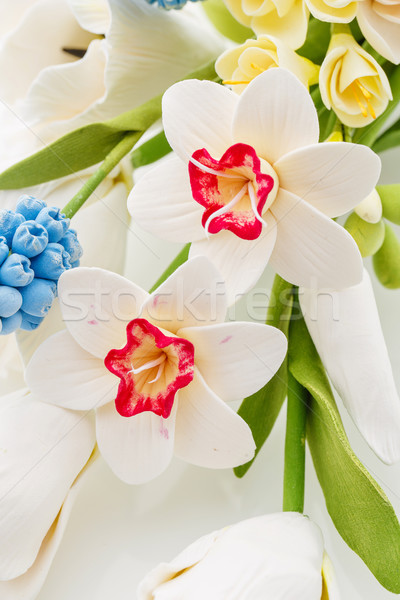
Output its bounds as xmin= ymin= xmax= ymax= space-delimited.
xmin=0 ymin=195 xmax=83 ymax=335
xmin=146 ymin=0 xmax=204 ymax=10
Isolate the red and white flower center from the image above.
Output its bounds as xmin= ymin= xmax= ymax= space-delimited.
xmin=104 ymin=318 xmax=195 ymax=419
xmin=188 ymin=143 xmax=278 ymax=241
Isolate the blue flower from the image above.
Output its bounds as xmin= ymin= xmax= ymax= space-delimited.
xmin=146 ymin=0 xmax=203 ymax=9
xmin=0 ymin=194 xmax=83 ymax=335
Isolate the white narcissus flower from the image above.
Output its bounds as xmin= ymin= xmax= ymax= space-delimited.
xmin=215 ymin=35 xmax=319 ymax=94
xmin=138 ymin=512 xmax=340 ymax=599
xmin=0 ymin=388 xmax=96 ymax=599
xmin=300 ymin=269 xmax=400 ymax=464
xmin=319 ymin=33 xmax=392 ymax=128
xmin=222 ymin=0 xmax=309 ymax=50
xmin=129 ymin=68 xmax=380 ymax=303
xmin=25 ymin=257 xmax=287 ymax=484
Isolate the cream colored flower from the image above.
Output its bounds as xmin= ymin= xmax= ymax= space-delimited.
xmin=355 ymin=188 xmax=383 ymax=223
xmin=320 ymin=33 xmax=392 ymax=127
xmin=216 ymin=35 xmax=319 ymax=93
xmin=305 ymin=0 xmax=357 ymax=23
xmin=358 ymin=0 xmax=400 ymax=64
xmin=222 ymin=0 xmax=309 ymax=49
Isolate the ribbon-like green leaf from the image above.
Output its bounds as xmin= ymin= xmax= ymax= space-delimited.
xmin=0 ymin=60 xmax=217 ymax=190
xmin=289 ymin=317 xmax=400 ymax=593
xmin=234 ymin=276 xmax=293 ymax=478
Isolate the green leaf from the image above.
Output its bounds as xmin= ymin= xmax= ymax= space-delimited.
xmin=344 ymin=212 xmax=385 ymax=256
xmin=131 ymin=131 xmax=172 ymax=169
xmin=234 ymin=275 xmax=293 ymax=478
xmin=377 ymin=183 xmax=400 ymax=225
xmin=149 ymin=244 xmax=190 ymax=293
xmin=373 ymin=128 xmax=400 ymax=154
xmin=373 ymin=223 xmax=400 ymax=289
xmin=289 ymin=317 xmax=400 ymax=593
xmin=0 ymin=59 xmax=218 ymax=190
xmin=202 ymin=0 xmax=253 ymax=43
xmin=297 ymin=18 xmax=331 ymax=64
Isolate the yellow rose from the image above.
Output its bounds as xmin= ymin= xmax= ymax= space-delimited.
xmin=223 ymin=0 xmax=309 ymax=49
xmin=320 ymin=33 xmax=392 ymax=127
xmin=216 ymin=35 xmax=319 ymax=93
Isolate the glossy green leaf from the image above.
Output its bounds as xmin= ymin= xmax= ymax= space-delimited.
xmin=131 ymin=131 xmax=172 ymax=169
xmin=0 ymin=60 xmax=218 ymax=190
xmin=344 ymin=212 xmax=385 ymax=256
xmin=289 ymin=317 xmax=400 ymax=593
xmin=373 ymin=223 xmax=400 ymax=289
xmin=377 ymin=184 xmax=400 ymax=225
xmin=297 ymin=18 xmax=330 ymax=64
xmin=372 ymin=126 xmax=400 ymax=154
xmin=234 ymin=276 xmax=293 ymax=478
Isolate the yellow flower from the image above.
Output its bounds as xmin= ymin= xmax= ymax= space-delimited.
xmin=222 ymin=0 xmax=309 ymax=49
xmin=320 ymin=33 xmax=392 ymax=127
xmin=305 ymin=0 xmax=357 ymax=24
xmin=216 ymin=35 xmax=319 ymax=93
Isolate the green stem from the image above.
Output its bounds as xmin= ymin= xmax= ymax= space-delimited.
xmin=149 ymin=244 xmax=190 ymax=293
xmin=131 ymin=131 xmax=172 ymax=169
xmin=283 ymin=371 xmax=308 ymax=513
xmin=62 ymin=131 xmax=142 ymax=219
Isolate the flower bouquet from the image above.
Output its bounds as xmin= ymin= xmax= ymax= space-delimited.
xmin=0 ymin=0 xmax=400 ymax=598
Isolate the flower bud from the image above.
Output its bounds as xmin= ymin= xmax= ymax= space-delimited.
xmin=30 ymin=243 xmax=71 ymax=280
xmin=58 ymin=229 xmax=83 ymax=263
xmin=0 ymin=210 xmax=25 ymax=246
xmin=320 ymin=33 xmax=392 ymax=127
xmin=377 ymin=184 xmax=400 ymax=226
xmin=216 ymin=35 xmax=319 ymax=94
xmin=373 ymin=223 xmax=400 ymax=289
xmin=0 ymin=311 xmax=22 ymax=336
xmin=15 ymin=195 xmax=46 ymax=220
xmin=138 ymin=513 xmax=338 ymax=599
xmin=354 ymin=188 xmax=382 ymax=223
xmin=344 ymin=212 xmax=385 ymax=257
xmin=0 ymin=286 xmax=23 ymax=318
xmin=19 ymin=278 xmax=57 ymax=318
xmin=11 ymin=221 xmax=48 ymax=258
xmin=36 ymin=207 xmax=70 ymax=243
xmin=0 ymin=254 xmax=34 ymax=287
xmin=0 ymin=237 xmax=9 ymax=267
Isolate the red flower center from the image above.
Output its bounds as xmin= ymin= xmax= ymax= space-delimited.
xmin=188 ymin=143 xmax=276 ymax=241
xmin=104 ymin=318 xmax=195 ymax=418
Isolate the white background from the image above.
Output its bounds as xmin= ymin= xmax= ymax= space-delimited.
xmin=37 ymin=148 xmax=400 ymax=599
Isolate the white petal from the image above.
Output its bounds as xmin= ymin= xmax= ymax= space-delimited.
xmin=358 ymin=1 xmax=400 ymax=64
xmin=26 ymin=330 xmax=117 ymax=411
xmin=68 ymin=0 xmax=111 ymax=34
xmin=141 ymin=257 xmax=227 ymax=334
xmin=138 ymin=512 xmax=324 ymax=600
xmin=270 ymin=189 xmax=363 ymax=289
xmin=274 ymin=142 xmax=381 ymax=217
xmin=128 ymin=157 xmax=205 ymax=243
xmin=300 ymin=269 xmax=400 ymax=464
xmin=58 ymin=267 xmax=148 ymax=359
xmin=179 ymin=322 xmax=287 ymax=401
xmin=96 ymin=402 xmax=176 ymax=484
xmin=174 ymin=369 xmax=255 ymax=468
xmin=0 ymin=392 xmax=95 ymax=580
xmin=0 ymin=336 xmax=25 ymax=394
xmin=0 ymin=451 xmax=97 ymax=600
xmin=189 ymin=212 xmax=277 ymax=306
xmin=162 ymin=79 xmax=238 ymax=162
xmin=73 ymin=181 xmax=130 ymax=272
xmin=232 ymin=69 xmax=319 ymax=164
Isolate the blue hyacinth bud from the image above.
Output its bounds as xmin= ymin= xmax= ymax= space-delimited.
xmin=19 ymin=278 xmax=57 ymax=317
xmin=30 ymin=243 xmax=71 ymax=280
xmin=20 ymin=312 xmax=44 ymax=331
xmin=0 ymin=210 xmax=25 ymax=245
xmin=20 ymin=310 xmax=44 ymax=324
xmin=58 ymin=229 xmax=83 ymax=263
xmin=36 ymin=207 xmax=70 ymax=243
xmin=16 ymin=195 xmax=47 ymax=220
xmin=12 ymin=220 xmax=48 ymax=258
xmin=0 ymin=311 xmax=22 ymax=335
xmin=0 ymin=286 xmax=23 ymax=318
xmin=0 ymin=237 xmax=9 ymax=266
xmin=0 ymin=254 xmax=34 ymax=287
xmin=147 ymin=0 xmax=201 ymax=8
